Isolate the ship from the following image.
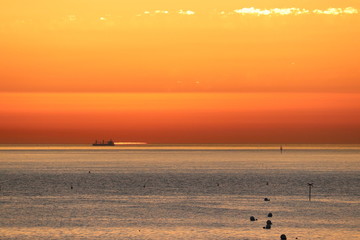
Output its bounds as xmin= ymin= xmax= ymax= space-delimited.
xmin=92 ymin=139 xmax=115 ymax=146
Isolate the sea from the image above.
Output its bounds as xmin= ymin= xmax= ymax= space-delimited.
xmin=0 ymin=144 xmax=359 ymax=240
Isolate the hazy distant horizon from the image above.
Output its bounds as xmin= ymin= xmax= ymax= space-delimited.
xmin=1 ymin=143 xmax=360 ymax=149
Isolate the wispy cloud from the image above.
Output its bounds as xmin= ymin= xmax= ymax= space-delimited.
xmin=138 ymin=9 xmax=195 ymax=16
xmin=313 ymin=7 xmax=358 ymax=15
xmin=232 ymin=7 xmax=358 ymax=16
xmin=178 ymin=10 xmax=195 ymax=15
xmin=134 ymin=7 xmax=358 ymax=17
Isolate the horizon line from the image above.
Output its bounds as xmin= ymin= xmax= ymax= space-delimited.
xmin=2 ymin=90 xmax=360 ymax=94
xmin=1 ymin=143 xmax=360 ymax=145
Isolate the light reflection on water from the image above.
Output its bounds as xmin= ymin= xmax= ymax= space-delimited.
xmin=0 ymin=145 xmax=359 ymax=239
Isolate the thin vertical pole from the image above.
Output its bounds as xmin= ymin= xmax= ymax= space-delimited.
xmin=308 ymin=183 xmax=313 ymax=201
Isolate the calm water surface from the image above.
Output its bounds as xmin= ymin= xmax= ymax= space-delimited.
xmin=0 ymin=145 xmax=359 ymax=239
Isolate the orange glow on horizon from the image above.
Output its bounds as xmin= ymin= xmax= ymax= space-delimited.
xmin=0 ymin=92 xmax=359 ymax=144
xmin=115 ymin=142 xmax=148 ymax=145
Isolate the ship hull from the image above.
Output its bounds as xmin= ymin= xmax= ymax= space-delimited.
xmin=92 ymin=140 xmax=115 ymax=146
xmin=92 ymin=143 xmax=115 ymax=146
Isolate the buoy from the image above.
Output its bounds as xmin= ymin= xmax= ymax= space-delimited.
xmin=264 ymin=198 xmax=270 ymax=201
xmin=268 ymin=212 xmax=273 ymax=217
xmin=280 ymin=234 xmax=287 ymax=239
xmin=250 ymin=216 xmax=256 ymax=221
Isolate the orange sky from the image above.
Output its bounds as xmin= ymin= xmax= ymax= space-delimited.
xmin=0 ymin=0 xmax=359 ymax=143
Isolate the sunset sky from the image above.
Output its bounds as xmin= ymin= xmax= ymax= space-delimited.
xmin=0 ymin=0 xmax=359 ymax=144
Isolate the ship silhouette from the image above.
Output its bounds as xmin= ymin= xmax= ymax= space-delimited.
xmin=92 ymin=139 xmax=115 ymax=146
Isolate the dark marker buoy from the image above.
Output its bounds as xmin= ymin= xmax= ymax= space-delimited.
xmin=280 ymin=234 xmax=287 ymax=239
xmin=263 ymin=220 xmax=272 ymax=229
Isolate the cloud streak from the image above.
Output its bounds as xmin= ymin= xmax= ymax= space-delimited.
xmin=136 ymin=7 xmax=358 ymax=17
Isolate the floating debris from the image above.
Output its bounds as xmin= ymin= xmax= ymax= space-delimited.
xmin=250 ymin=216 xmax=257 ymax=221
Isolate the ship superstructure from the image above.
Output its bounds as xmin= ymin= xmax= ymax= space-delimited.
xmin=92 ymin=140 xmax=115 ymax=146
